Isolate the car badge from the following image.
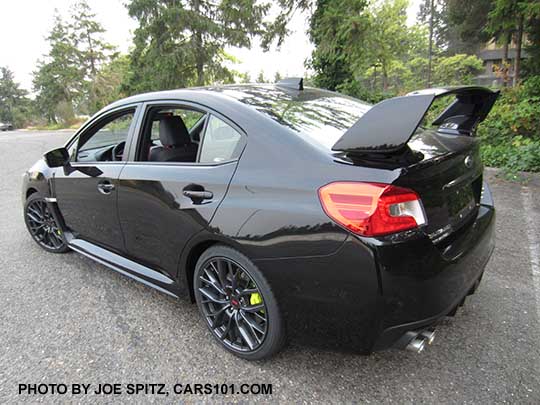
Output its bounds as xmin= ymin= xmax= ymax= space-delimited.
xmin=464 ymin=155 xmax=474 ymax=168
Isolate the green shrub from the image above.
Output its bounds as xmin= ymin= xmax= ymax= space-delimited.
xmin=480 ymin=78 xmax=540 ymax=141
xmin=481 ymin=136 xmax=540 ymax=173
xmin=477 ymin=76 xmax=540 ymax=175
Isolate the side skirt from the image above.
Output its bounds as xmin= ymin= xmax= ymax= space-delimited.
xmin=67 ymin=235 xmax=180 ymax=299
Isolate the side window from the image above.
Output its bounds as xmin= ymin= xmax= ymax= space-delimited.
xmin=150 ymin=109 xmax=204 ymax=143
xmin=199 ymin=115 xmax=244 ymax=163
xmin=139 ymin=106 xmax=206 ymax=163
xmin=76 ymin=111 xmax=134 ymax=162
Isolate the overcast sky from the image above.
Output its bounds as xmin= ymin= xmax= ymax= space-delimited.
xmin=0 ymin=0 xmax=422 ymax=91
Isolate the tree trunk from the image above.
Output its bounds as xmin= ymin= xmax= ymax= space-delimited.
xmin=86 ymin=30 xmax=96 ymax=76
xmin=502 ymin=31 xmax=509 ymax=87
xmin=513 ymin=14 xmax=524 ymax=87
xmin=193 ymin=0 xmax=204 ymax=86
xmin=195 ymin=35 xmax=204 ymax=86
xmin=382 ymin=64 xmax=388 ymax=91
xmin=427 ymin=0 xmax=434 ymax=87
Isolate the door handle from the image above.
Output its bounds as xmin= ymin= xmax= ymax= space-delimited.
xmin=97 ymin=180 xmax=115 ymax=195
xmin=183 ymin=190 xmax=213 ymax=200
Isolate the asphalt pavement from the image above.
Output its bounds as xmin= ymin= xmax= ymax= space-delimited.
xmin=1 ymin=130 xmax=539 ymax=403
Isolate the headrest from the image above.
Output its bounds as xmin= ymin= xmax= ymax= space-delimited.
xmin=159 ymin=116 xmax=190 ymax=147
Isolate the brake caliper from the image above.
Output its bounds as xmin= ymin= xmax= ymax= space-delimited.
xmin=250 ymin=292 xmax=263 ymax=311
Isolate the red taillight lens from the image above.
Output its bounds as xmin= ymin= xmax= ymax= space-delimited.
xmin=318 ymin=182 xmax=427 ymax=236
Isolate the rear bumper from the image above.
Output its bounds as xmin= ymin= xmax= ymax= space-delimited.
xmin=372 ymin=182 xmax=495 ymax=350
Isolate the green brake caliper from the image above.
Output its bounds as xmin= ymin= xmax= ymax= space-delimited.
xmin=250 ymin=292 xmax=264 ymax=313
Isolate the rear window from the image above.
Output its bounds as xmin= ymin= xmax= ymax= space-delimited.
xmin=215 ymin=86 xmax=371 ymax=149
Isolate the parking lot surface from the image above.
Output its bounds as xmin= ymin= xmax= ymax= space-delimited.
xmin=1 ymin=130 xmax=539 ymax=403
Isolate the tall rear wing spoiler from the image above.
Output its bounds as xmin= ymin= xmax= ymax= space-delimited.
xmin=332 ymin=86 xmax=499 ymax=154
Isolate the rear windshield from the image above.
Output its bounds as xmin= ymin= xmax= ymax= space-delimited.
xmin=215 ymin=86 xmax=371 ymax=149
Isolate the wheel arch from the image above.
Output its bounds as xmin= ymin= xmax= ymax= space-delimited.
xmin=179 ymin=233 xmax=250 ymax=302
xmin=26 ymin=187 xmax=39 ymax=199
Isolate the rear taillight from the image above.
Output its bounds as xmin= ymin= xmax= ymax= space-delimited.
xmin=318 ymin=182 xmax=427 ymax=236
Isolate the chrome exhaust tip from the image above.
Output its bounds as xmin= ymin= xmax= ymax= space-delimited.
xmin=420 ymin=329 xmax=436 ymax=345
xmin=406 ymin=337 xmax=426 ymax=353
xmin=405 ymin=329 xmax=436 ymax=353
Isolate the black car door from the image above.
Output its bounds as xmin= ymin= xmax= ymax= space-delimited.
xmin=54 ymin=105 xmax=141 ymax=252
xmin=116 ymin=101 xmax=246 ymax=279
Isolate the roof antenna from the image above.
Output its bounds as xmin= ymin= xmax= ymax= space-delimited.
xmin=276 ymin=77 xmax=304 ymax=91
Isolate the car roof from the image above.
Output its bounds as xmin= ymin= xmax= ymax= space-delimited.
xmin=99 ymin=84 xmax=367 ymax=134
xmin=102 ymin=84 xmax=358 ymax=118
xmin=107 ymin=83 xmax=342 ymax=105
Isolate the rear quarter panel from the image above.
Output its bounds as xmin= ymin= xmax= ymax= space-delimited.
xmin=210 ymin=118 xmax=400 ymax=259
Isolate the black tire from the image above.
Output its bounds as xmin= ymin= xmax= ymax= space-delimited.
xmin=194 ymin=245 xmax=285 ymax=360
xmin=24 ymin=193 xmax=70 ymax=253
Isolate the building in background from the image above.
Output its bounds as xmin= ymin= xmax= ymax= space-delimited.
xmin=476 ymin=39 xmax=529 ymax=86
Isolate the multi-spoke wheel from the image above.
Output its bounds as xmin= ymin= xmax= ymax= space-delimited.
xmin=194 ymin=245 xmax=285 ymax=360
xmin=24 ymin=194 xmax=69 ymax=253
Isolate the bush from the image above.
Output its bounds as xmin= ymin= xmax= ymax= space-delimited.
xmin=481 ymin=136 xmax=540 ymax=173
xmin=477 ymin=76 xmax=540 ymax=174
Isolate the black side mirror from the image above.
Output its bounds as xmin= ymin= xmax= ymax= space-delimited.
xmin=44 ymin=147 xmax=69 ymax=168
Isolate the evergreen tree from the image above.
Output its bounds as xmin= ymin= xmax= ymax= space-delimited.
xmin=417 ymin=0 xmax=450 ymax=52
xmin=71 ymin=0 xmax=114 ymax=77
xmin=125 ymin=0 xmax=282 ymax=93
xmin=308 ymin=0 xmax=425 ymax=93
xmin=308 ymin=0 xmax=368 ymax=91
xmin=0 ymin=67 xmax=30 ymax=127
xmin=33 ymin=13 xmax=82 ymax=123
xmin=71 ymin=0 xmax=115 ymax=112
xmin=447 ymin=0 xmax=493 ymax=54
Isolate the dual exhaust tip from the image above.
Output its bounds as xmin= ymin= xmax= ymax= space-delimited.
xmin=405 ymin=329 xmax=436 ymax=353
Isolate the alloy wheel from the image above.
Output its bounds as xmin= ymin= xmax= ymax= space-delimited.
xmin=26 ymin=199 xmax=65 ymax=250
xmin=196 ymin=257 xmax=268 ymax=352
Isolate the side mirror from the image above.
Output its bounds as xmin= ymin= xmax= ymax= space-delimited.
xmin=44 ymin=147 xmax=69 ymax=168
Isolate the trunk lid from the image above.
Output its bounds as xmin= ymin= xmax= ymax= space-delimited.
xmin=394 ymin=129 xmax=483 ymax=243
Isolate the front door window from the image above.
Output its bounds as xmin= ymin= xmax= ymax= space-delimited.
xmin=75 ymin=111 xmax=134 ymax=163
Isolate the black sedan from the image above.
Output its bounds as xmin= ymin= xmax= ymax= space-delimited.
xmin=22 ymin=79 xmax=497 ymax=360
